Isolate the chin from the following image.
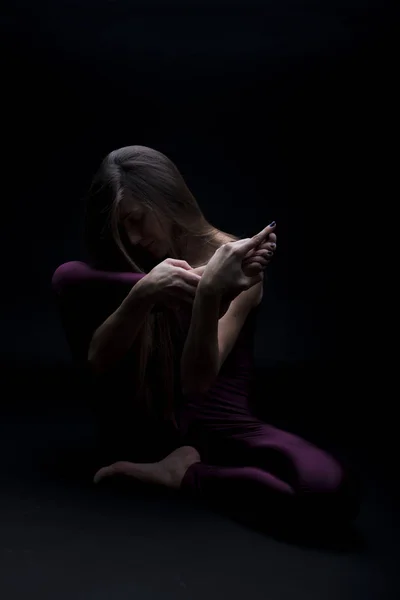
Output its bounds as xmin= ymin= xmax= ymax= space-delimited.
xmin=152 ymin=241 xmax=169 ymax=258
xmin=148 ymin=244 xmax=161 ymax=258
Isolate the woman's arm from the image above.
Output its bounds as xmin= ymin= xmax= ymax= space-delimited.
xmin=180 ymin=283 xmax=222 ymax=395
xmin=181 ymin=279 xmax=262 ymax=395
xmin=181 ymin=233 xmax=273 ymax=393
xmin=88 ymin=275 xmax=157 ymax=374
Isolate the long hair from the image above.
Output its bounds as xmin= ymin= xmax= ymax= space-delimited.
xmin=83 ymin=145 xmax=236 ymax=423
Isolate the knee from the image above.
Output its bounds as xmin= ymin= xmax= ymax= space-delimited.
xmin=304 ymin=453 xmax=344 ymax=495
xmin=300 ymin=453 xmax=361 ymax=522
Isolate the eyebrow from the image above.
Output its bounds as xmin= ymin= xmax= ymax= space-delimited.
xmin=122 ymin=209 xmax=140 ymax=221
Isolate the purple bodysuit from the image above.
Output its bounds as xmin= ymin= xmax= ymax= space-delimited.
xmin=52 ymin=261 xmax=360 ymax=526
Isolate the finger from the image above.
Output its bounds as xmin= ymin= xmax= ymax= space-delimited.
xmin=243 ymin=255 xmax=270 ymax=269
xmin=251 ymin=222 xmax=277 ymax=246
xmin=249 ymin=240 xmax=276 ymax=254
xmin=178 ymin=268 xmax=202 ymax=285
xmin=243 ymin=258 xmax=268 ymax=275
xmin=235 ymin=222 xmax=276 ymax=256
xmin=246 ymin=232 xmax=277 ymax=255
xmin=191 ymin=265 xmax=207 ymax=276
xmin=251 ymin=249 xmax=270 ymax=258
xmin=245 ymin=245 xmax=266 ymax=257
xmin=257 ymin=240 xmax=276 ymax=251
xmin=244 ymin=248 xmax=256 ymax=259
xmin=256 ymin=232 xmax=277 ymax=253
xmin=244 ymin=256 xmax=268 ymax=268
xmin=243 ymin=263 xmax=263 ymax=277
xmin=166 ymin=258 xmax=193 ymax=270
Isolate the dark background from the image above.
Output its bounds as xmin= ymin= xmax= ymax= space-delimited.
xmin=0 ymin=2 xmax=398 ymax=599
xmin=1 ymin=0 xmax=395 ymax=449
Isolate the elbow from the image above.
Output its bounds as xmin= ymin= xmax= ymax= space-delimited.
xmin=88 ymin=332 xmax=111 ymax=376
xmin=87 ymin=352 xmax=101 ymax=375
xmin=87 ymin=345 xmax=107 ymax=376
xmin=88 ymin=341 xmax=98 ymax=369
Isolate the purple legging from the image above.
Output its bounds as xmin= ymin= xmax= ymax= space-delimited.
xmin=176 ymin=411 xmax=360 ymax=526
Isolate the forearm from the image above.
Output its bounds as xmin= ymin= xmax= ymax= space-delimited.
xmin=88 ymin=275 xmax=156 ymax=374
xmin=181 ymin=283 xmax=222 ymax=394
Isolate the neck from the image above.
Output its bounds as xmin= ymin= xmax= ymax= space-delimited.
xmin=182 ymin=227 xmax=226 ymax=268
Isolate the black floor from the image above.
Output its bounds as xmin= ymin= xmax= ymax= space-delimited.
xmin=1 ymin=363 xmax=398 ymax=600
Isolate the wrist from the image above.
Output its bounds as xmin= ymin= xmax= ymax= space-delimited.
xmin=198 ymin=276 xmax=223 ymax=298
xmin=129 ymin=274 xmax=158 ymax=304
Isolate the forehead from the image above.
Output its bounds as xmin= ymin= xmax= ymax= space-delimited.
xmin=119 ymin=197 xmax=143 ymax=220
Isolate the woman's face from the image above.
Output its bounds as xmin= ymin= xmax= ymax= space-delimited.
xmin=119 ymin=199 xmax=171 ymax=259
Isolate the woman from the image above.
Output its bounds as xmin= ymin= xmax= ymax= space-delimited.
xmin=81 ymin=145 xmax=359 ymax=531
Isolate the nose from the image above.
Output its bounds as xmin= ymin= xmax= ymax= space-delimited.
xmin=129 ymin=232 xmax=142 ymax=245
xmin=129 ymin=235 xmax=152 ymax=250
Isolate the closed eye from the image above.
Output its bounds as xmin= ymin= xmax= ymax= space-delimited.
xmin=125 ymin=213 xmax=142 ymax=223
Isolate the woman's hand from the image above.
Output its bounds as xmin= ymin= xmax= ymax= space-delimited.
xmin=190 ymin=232 xmax=276 ymax=318
xmin=242 ymin=231 xmax=277 ymax=277
xmin=149 ymin=227 xmax=277 ymax=312
xmin=147 ymin=258 xmax=202 ymax=306
xmin=200 ymin=222 xmax=277 ymax=297
xmin=192 ymin=232 xmax=277 ymax=280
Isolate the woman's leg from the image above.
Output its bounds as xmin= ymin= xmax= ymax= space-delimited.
xmin=99 ymin=374 xmax=359 ymax=529
xmin=93 ymin=446 xmax=201 ymax=487
xmin=184 ymin=422 xmax=361 ymax=525
xmin=94 ymin=398 xmax=360 ymax=527
xmin=180 ymin=461 xmax=295 ymax=513
xmin=93 ymin=443 xmax=296 ymax=525
xmin=244 ymin=424 xmax=359 ymax=520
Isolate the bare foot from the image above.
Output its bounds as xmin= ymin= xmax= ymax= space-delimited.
xmin=243 ymin=231 xmax=277 ymax=277
xmin=93 ymin=446 xmax=201 ymax=489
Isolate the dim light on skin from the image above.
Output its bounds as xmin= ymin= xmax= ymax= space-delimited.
xmin=119 ymin=193 xmax=277 ymax=270
xmin=119 ymin=195 xmax=216 ymax=265
xmin=93 ymin=221 xmax=279 ymax=490
xmin=119 ymin=199 xmax=172 ymax=259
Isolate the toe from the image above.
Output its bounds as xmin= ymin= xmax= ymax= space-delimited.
xmin=93 ymin=464 xmax=117 ymax=484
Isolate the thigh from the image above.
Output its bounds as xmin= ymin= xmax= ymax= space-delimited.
xmin=220 ymin=422 xmax=345 ymax=494
xmin=182 ymin=462 xmax=294 ymax=500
